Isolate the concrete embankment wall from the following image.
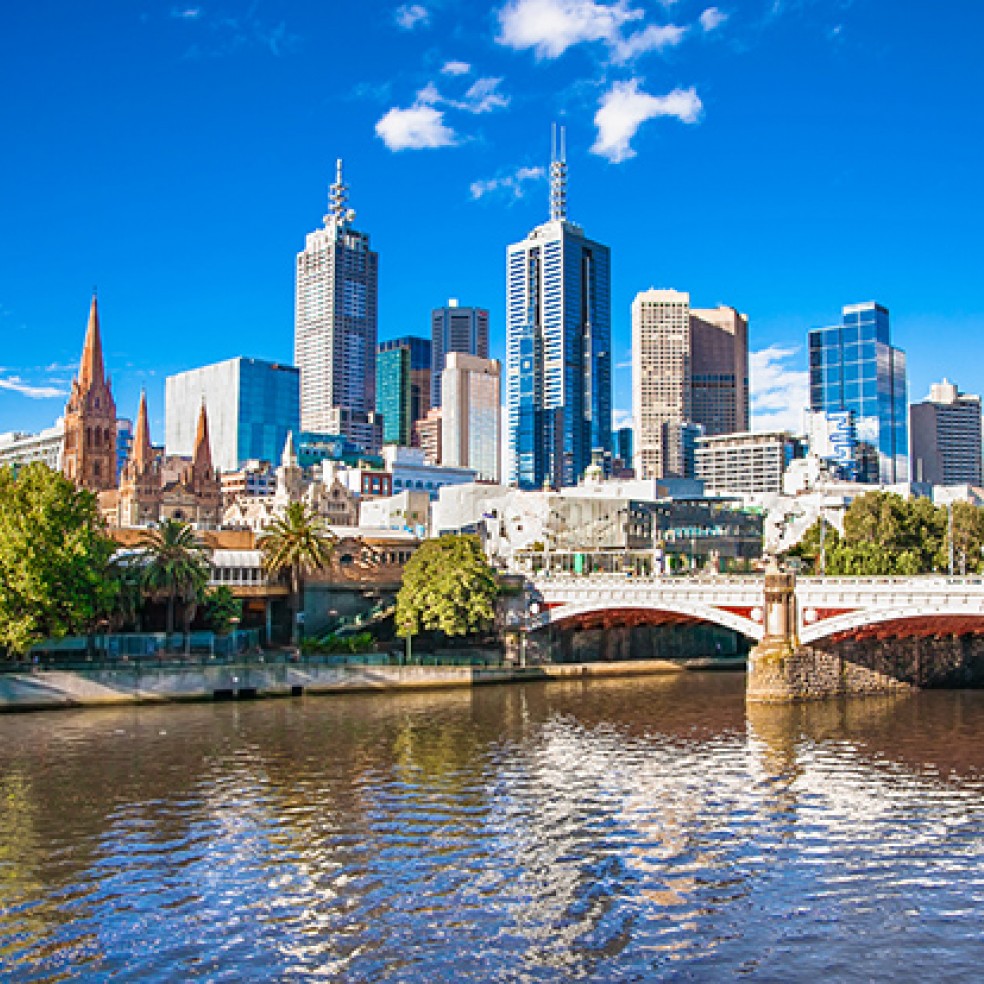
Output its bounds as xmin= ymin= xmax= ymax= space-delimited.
xmin=0 ymin=657 xmax=744 ymax=712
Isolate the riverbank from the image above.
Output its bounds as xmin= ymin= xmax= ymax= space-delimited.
xmin=0 ymin=656 xmax=745 ymax=712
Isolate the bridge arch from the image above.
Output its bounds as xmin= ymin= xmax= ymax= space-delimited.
xmin=538 ymin=599 xmax=763 ymax=642
xmin=801 ymin=606 xmax=984 ymax=644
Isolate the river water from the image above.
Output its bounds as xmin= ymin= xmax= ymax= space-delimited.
xmin=1 ymin=673 xmax=983 ymax=982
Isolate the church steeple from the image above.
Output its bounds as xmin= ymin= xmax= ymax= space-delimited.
xmin=78 ymin=294 xmax=107 ymax=392
xmin=132 ymin=389 xmax=153 ymax=469
xmin=192 ymin=399 xmax=214 ymax=474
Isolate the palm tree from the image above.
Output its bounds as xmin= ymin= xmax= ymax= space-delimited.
xmin=259 ymin=502 xmax=335 ymax=647
xmin=139 ymin=519 xmax=210 ymax=647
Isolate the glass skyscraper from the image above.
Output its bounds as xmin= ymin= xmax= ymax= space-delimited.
xmin=376 ymin=345 xmax=412 ymax=446
xmin=808 ymin=301 xmax=907 ymax=483
xmin=506 ymin=134 xmax=611 ymax=489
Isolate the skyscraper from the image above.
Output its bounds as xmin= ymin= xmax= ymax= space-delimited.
xmin=910 ymin=378 xmax=982 ymax=486
xmin=376 ymin=345 xmax=412 ymax=446
xmin=808 ymin=302 xmax=907 ymax=483
xmin=632 ymin=289 xmax=750 ymax=480
xmin=295 ymin=159 xmax=379 ymax=442
xmin=441 ymin=353 xmax=501 ymax=483
xmin=431 ymin=301 xmax=489 ymax=408
xmin=379 ymin=336 xmax=432 ymax=438
xmin=506 ymin=127 xmax=611 ymax=489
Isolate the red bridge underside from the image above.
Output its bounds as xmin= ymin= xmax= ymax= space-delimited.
xmin=552 ymin=608 xmax=713 ymax=631
xmin=829 ymin=615 xmax=984 ymax=643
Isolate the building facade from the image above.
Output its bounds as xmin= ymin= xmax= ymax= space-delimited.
xmin=690 ymin=305 xmax=749 ymax=437
xmin=910 ymin=379 xmax=983 ymax=486
xmin=415 ymin=408 xmax=442 ymax=465
xmin=376 ymin=345 xmax=411 ymax=446
xmin=431 ymin=301 xmax=489 ymax=409
xmin=295 ymin=159 xmax=379 ymax=440
xmin=808 ymin=301 xmax=908 ymax=483
xmin=695 ymin=431 xmax=805 ymax=495
xmin=0 ymin=424 xmax=65 ymax=472
xmin=441 ymin=353 xmax=501 ymax=483
xmin=165 ymin=357 xmax=300 ymax=473
xmin=506 ymin=135 xmax=611 ymax=489
xmin=379 ymin=335 xmax=431 ymax=439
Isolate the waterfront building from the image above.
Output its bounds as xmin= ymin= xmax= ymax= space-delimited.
xmin=383 ymin=445 xmax=475 ymax=500
xmin=376 ymin=345 xmax=412 ymax=446
xmin=62 ymin=295 xmax=118 ymax=492
xmin=632 ymin=289 xmax=749 ymax=481
xmin=441 ymin=353 xmax=501 ymax=483
xmin=359 ymin=489 xmax=432 ymax=535
xmin=910 ymin=379 xmax=983 ymax=486
xmin=695 ymin=430 xmax=805 ymax=496
xmin=221 ymin=460 xmax=277 ymax=506
xmin=295 ymin=159 xmax=379 ymax=442
xmin=808 ymin=301 xmax=908 ymax=483
xmin=295 ymin=431 xmax=382 ymax=470
xmin=506 ymin=128 xmax=612 ymax=489
xmin=415 ymin=408 xmax=442 ymax=465
xmin=431 ymin=301 xmax=488 ymax=408
xmin=165 ymin=357 xmax=300 ymax=473
xmin=0 ymin=423 xmax=65 ymax=472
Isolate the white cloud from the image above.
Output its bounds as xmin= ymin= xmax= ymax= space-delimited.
xmin=610 ymin=23 xmax=687 ymax=63
xmin=457 ymin=77 xmax=509 ymax=113
xmin=471 ymin=165 xmax=545 ymax=200
xmin=612 ymin=408 xmax=634 ymax=431
xmin=171 ymin=7 xmax=201 ymax=19
xmin=441 ymin=60 xmax=472 ymax=76
xmin=749 ymin=345 xmax=809 ymax=433
xmin=0 ymin=375 xmax=67 ymax=400
xmin=395 ymin=4 xmax=429 ymax=30
xmin=496 ymin=0 xmax=642 ymax=59
xmin=699 ymin=6 xmax=727 ymax=32
xmin=376 ymin=103 xmax=456 ymax=150
xmin=591 ymin=80 xmax=701 ymax=162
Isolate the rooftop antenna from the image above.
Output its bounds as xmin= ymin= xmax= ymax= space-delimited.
xmin=329 ymin=158 xmax=350 ymax=224
xmin=550 ymin=123 xmax=568 ymax=221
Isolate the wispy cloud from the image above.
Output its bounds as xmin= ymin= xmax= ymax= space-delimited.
xmin=395 ymin=4 xmax=429 ymax=30
xmin=0 ymin=375 xmax=67 ymax=400
xmin=456 ymin=77 xmax=510 ymax=113
xmin=610 ymin=23 xmax=687 ymax=63
xmin=181 ymin=11 xmax=298 ymax=58
xmin=376 ymin=101 xmax=456 ymax=150
xmin=470 ymin=165 xmax=545 ymax=200
xmin=612 ymin=408 xmax=634 ymax=431
xmin=497 ymin=0 xmax=642 ymax=59
xmin=749 ymin=345 xmax=809 ymax=433
xmin=171 ymin=7 xmax=202 ymax=20
xmin=441 ymin=60 xmax=472 ymax=76
xmin=699 ymin=6 xmax=727 ymax=32
xmin=591 ymin=80 xmax=701 ymax=162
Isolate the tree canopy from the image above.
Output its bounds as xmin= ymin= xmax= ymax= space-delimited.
xmin=790 ymin=491 xmax=984 ymax=575
xmin=395 ymin=534 xmax=498 ymax=639
xmin=0 ymin=463 xmax=116 ymax=655
xmin=139 ymin=519 xmax=210 ymax=637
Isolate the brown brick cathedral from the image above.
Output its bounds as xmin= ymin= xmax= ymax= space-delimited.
xmin=63 ymin=296 xmax=222 ymax=528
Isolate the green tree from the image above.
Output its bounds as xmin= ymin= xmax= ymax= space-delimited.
xmin=139 ymin=519 xmax=210 ymax=644
xmin=0 ymin=463 xmax=116 ymax=656
xmin=202 ymin=585 xmax=243 ymax=634
xmin=395 ymin=535 xmax=498 ymax=640
xmin=259 ymin=502 xmax=335 ymax=647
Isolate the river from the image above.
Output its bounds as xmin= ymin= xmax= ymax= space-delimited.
xmin=1 ymin=673 xmax=983 ymax=981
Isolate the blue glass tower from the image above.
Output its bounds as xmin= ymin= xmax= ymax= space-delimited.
xmin=808 ymin=302 xmax=907 ymax=483
xmin=506 ymin=129 xmax=611 ymax=489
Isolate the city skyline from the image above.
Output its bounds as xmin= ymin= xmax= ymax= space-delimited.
xmin=3 ymin=1 xmax=984 ymax=441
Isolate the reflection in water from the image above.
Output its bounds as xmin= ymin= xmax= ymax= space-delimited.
xmin=1 ymin=676 xmax=983 ymax=980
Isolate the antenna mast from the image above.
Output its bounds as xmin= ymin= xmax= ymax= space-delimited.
xmin=550 ymin=123 xmax=568 ymax=221
xmin=329 ymin=158 xmax=350 ymax=224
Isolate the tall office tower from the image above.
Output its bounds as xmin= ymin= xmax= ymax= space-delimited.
xmin=430 ymin=301 xmax=489 ymax=408
xmin=631 ymin=289 xmax=692 ymax=480
xmin=442 ymin=353 xmax=501 ymax=483
xmin=165 ymin=357 xmax=300 ymax=473
xmin=808 ymin=302 xmax=907 ymax=483
xmin=690 ymin=305 xmax=749 ymax=436
xmin=910 ymin=379 xmax=982 ymax=486
xmin=63 ymin=295 xmax=118 ymax=492
xmin=295 ymin=159 xmax=379 ymax=441
xmin=506 ymin=127 xmax=611 ymax=489
xmin=379 ymin=336 xmax=432 ymax=437
xmin=376 ymin=345 xmax=412 ymax=446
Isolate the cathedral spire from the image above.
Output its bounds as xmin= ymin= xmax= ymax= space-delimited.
xmin=132 ymin=390 xmax=153 ymax=469
xmin=281 ymin=430 xmax=297 ymax=468
xmin=78 ymin=293 xmax=106 ymax=392
xmin=192 ymin=399 xmax=214 ymax=473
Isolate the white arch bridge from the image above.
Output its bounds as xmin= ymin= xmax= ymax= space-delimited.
xmin=527 ymin=573 xmax=984 ymax=644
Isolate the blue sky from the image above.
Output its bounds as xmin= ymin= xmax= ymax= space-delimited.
xmin=2 ymin=0 xmax=983 ymax=440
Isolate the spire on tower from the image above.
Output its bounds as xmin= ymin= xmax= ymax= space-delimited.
xmin=329 ymin=158 xmax=350 ymax=224
xmin=281 ymin=429 xmax=297 ymax=468
xmin=132 ymin=389 xmax=154 ymax=469
xmin=78 ymin=293 xmax=106 ymax=391
xmin=192 ymin=398 xmax=214 ymax=473
xmin=550 ymin=123 xmax=568 ymax=222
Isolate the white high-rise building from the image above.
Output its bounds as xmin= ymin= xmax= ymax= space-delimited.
xmin=295 ymin=160 xmax=378 ymax=442
xmin=910 ymin=378 xmax=983 ymax=486
xmin=442 ymin=353 xmax=501 ymax=483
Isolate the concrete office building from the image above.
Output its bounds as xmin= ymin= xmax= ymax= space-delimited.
xmin=165 ymin=357 xmax=300 ymax=473
xmin=910 ymin=378 xmax=982 ymax=486
xmin=632 ymin=289 xmax=749 ymax=481
xmin=431 ymin=301 xmax=488 ymax=408
xmin=295 ymin=160 xmax=379 ymax=441
xmin=441 ymin=353 xmax=501 ymax=483
xmin=808 ymin=301 xmax=907 ymax=483
xmin=0 ymin=423 xmax=65 ymax=472
xmin=695 ymin=431 xmax=805 ymax=496
xmin=506 ymin=127 xmax=611 ymax=489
